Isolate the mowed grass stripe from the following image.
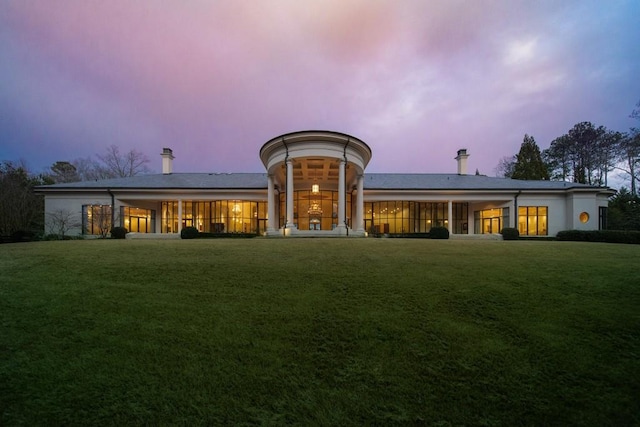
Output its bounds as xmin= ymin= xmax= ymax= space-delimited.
xmin=1 ymin=239 xmax=639 ymax=425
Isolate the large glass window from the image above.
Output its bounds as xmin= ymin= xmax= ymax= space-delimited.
xmin=122 ymin=207 xmax=155 ymax=233
xmin=82 ymin=205 xmax=112 ymax=236
xmin=279 ymin=190 xmax=351 ymax=230
xmin=365 ymin=202 xmax=468 ymax=235
xmin=518 ymin=206 xmax=547 ymax=236
xmin=474 ymin=208 xmax=508 ymax=234
xmin=599 ymin=207 xmax=607 ymax=230
xmin=161 ymin=201 xmax=267 ymax=234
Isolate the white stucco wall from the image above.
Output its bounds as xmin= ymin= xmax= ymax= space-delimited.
xmin=44 ymin=192 xmax=112 ymax=236
xmin=566 ymin=192 xmax=601 ymax=231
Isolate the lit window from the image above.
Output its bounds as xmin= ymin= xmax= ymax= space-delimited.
xmin=518 ymin=206 xmax=547 ymax=236
xmin=82 ymin=205 xmax=112 ymax=236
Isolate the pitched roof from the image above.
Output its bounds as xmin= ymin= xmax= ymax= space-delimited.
xmin=36 ymin=173 xmax=269 ymax=189
xmin=363 ymin=173 xmax=603 ymax=191
xmin=35 ymin=172 xmax=607 ymax=192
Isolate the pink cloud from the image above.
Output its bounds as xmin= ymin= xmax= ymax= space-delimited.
xmin=1 ymin=0 xmax=639 ymax=180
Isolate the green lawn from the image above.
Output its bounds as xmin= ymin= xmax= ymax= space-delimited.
xmin=1 ymin=239 xmax=639 ymax=426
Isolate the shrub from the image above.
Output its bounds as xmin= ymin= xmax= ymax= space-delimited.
xmin=10 ymin=230 xmax=34 ymax=243
xmin=500 ymin=227 xmax=519 ymax=240
xmin=111 ymin=227 xmax=128 ymax=239
xmin=429 ymin=226 xmax=450 ymax=239
xmin=197 ymin=232 xmax=259 ymax=238
xmin=556 ymin=229 xmax=640 ymax=244
xmin=180 ymin=226 xmax=200 ymax=239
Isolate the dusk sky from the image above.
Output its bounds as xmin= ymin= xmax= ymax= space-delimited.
xmin=2 ymin=1 xmax=639 ymax=179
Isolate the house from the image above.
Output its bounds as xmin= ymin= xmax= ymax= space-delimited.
xmin=36 ymin=130 xmax=613 ymax=237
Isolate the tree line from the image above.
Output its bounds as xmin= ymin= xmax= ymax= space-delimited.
xmin=48 ymin=145 xmax=151 ymax=183
xmin=495 ymin=101 xmax=640 ymax=231
xmin=497 ymin=124 xmax=639 ymax=192
xmin=497 ymin=103 xmax=640 ymax=195
xmin=0 ymin=146 xmax=151 ymax=240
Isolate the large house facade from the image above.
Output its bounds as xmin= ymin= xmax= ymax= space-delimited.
xmin=37 ymin=130 xmax=613 ymax=238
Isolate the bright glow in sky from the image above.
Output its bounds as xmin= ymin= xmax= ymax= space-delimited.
xmin=1 ymin=0 xmax=639 ymax=177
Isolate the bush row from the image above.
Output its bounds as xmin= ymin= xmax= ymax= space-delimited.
xmin=556 ymin=229 xmax=640 ymax=244
xmin=370 ymin=226 xmax=450 ymax=239
xmin=180 ymin=227 xmax=259 ymax=239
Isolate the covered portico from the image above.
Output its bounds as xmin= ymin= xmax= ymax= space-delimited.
xmin=260 ymin=131 xmax=372 ymax=236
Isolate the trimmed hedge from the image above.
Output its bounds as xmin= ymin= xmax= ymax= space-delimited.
xmin=370 ymin=230 xmax=450 ymax=239
xmin=111 ymin=227 xmax=128 ymax=239
xmin=429 ymin=226 xmax=450 ymax=240
xmin=180 ymin=227 xmax=200 ymax=239
xmin=196 ymin=232 xmax=259 ymax=238
xmin=556 ymin=229 xmax=640 ymax=244
xmin=500 ymin=227 xmax=520 ymax=240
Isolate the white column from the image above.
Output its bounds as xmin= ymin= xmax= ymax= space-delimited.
xmin=337 ymin=159 xmax=346 ymax=231
xmin=447 ymin=200 xmax=453 ymax=234
xmin=177 ymin=199 xmax=183 ymax=234
xmin=285 ymin=159 xmax=295 ymax=228
xmin=267 ymin=174 xmax=276 ymax=232
xmin=356 ymin=174 xmax=364 ymax=232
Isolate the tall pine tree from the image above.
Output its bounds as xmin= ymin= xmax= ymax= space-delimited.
xmin=511 ymin=134 xmax=550 ymax=180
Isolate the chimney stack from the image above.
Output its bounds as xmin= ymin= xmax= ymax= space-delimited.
xmin=455 ymin=149 xmax=469 ymax=175
xmin=161 ymin=148 xmax=174 ymax=174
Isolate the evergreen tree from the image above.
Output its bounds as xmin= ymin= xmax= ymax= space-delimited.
xmin=511 ymin=134 xmax=550 ymax=180
xmin=50 ymin=161 xmax=80 ymax=183
xmin=607 ymin=187 xmax=640 ymax=230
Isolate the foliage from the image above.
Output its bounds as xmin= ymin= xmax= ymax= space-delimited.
xmin=556 ymin=229 xmax=640 ymax=244
xmin=0 ymin=161 xmax=47 ymax=238
xmin=1 ymin=240 xmax=639 ymax=425
xmin=429 ymin=226 xmax=450 ymax=239
xmin=110 ymin=226 xmax=128 ymax=239
xmin=543 ymin=122 xmax=618 ymax=185
xmin=500 ymin=227 xmax=520 ymax=240
xmin=511 ymin=134 xmax=549 ymax=180
xmin=631 ymin=99 xmax=640 ymax=121
xmin=607 ymin=188 xmax=640 ymax=230
xmin=50 ymin=161 xmax=80 ymax=183
xmin=617 ymin=128 xmax=640 ymax=196
xmin=180 ymin=226 xmax=200 ymax=239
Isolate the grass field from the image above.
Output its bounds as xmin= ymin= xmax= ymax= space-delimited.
xmin=1 ymin=239 xmax=639 ymax=426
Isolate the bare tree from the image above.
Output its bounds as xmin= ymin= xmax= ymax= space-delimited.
xmin=46 ymin=209 xmax=82 ymax=239
xmin=86 ymin=204 xmax=113 ymax=238
xmin=494 ymin=155 xmax=516 ymax=178
xmin=97 ymin=145 xmax=151 ymax=178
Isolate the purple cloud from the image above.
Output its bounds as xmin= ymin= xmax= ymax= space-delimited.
xmin=1 ymin=0 xmax=639 ymax=182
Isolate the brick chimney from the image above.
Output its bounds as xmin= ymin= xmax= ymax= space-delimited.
xmin=455 ymin=149 xmax=469 ymax=175
xmin=161 ymin=148 xmax=174 ymax=174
